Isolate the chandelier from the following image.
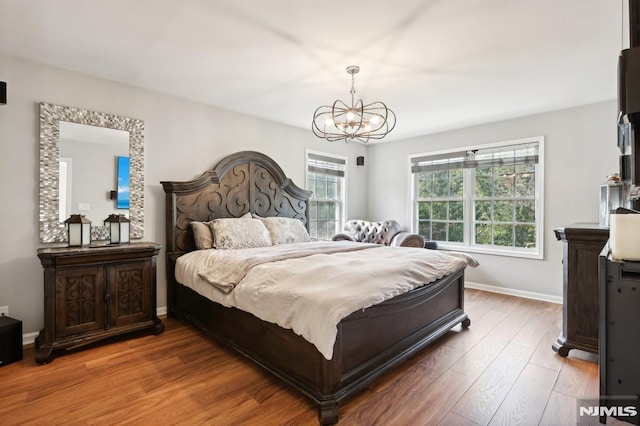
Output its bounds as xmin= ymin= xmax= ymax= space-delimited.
xmin=312 ymin=66 xmax=396 ymax=143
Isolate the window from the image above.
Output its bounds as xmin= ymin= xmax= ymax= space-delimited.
xmin=306 ymin=151 xmax=347 ymax=240
xmin=411 ymin=137 xmax=543 ymax=258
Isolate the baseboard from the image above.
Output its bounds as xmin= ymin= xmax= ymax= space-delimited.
xmin=22 ymin=331 xmax=39 ymax=346
xmin=23 ymin=306 xmax=169 ymax=346
xmin=465 ymin=281 xmax=562 ymax=304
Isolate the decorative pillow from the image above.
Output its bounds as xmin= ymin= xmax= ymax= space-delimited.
xmin=191 ymin=221 xmax=214 ymax=249
xmin=211 ymin=218 xmax=272 ymax=249
xmin=256 ymin=216 xmax=311 ymax=245
xmin=191 ymin=213 xmax=252 ymax=250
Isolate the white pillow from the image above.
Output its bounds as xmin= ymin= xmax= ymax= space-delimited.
xmin=255 ymin=216 xmax=311 ymax=245
xmin=191 ymin=221 xmax=214 ymax=249
xmin=211 ymin=218 xmax=272 ymax=249
xmin=191 ymin=212 xmax=252 ymax=250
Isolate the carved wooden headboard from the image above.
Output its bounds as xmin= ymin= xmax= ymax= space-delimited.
xmin=161 ymin=151 xmax=312 ymax=256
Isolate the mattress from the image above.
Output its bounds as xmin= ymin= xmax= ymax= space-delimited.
xmin=175 ymin=241 xmax=478 ymax=359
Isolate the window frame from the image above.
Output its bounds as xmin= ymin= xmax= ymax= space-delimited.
xmin=305 ymin=149 xmax=348 ymax=241
xmin=409 ymin=136 xmax=545 ymax=259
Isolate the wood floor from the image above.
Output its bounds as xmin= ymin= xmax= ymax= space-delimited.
xmin=0 ymin=289 xmax=622 ymax=425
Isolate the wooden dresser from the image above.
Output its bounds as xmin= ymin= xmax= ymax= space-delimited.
xmin=553 ymin=224 xmax=609 ymax=356
xmin=36 ymin=242 xmax=163 ymax=363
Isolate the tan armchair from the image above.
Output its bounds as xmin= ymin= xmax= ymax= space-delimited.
xmin=332 ymin=220 xmax=425 ymax=248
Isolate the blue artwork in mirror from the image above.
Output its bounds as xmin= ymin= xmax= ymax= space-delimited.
xmin=117 ymin=156 xmax=130 ymax=209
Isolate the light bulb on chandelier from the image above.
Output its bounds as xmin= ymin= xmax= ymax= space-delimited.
xmin=312 ymin=65 xmax=396 ymax=143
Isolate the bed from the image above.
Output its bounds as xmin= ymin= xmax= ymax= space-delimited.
xmin=161 ymin=151 xmax=473 ymax=424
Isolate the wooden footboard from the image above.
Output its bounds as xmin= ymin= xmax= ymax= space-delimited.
xmin=169 ymin=264 xmax=468 ymax=425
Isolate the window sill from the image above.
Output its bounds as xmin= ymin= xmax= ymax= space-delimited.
xmin=435 ymin=243 xmax=543 ymax=260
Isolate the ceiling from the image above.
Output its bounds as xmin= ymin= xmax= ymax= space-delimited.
xmin=0 ymin=0 xmax=626 ymax=142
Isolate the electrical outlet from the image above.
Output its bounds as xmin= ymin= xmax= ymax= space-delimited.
xmin=0 ymin=306 xmax=8 ymax=316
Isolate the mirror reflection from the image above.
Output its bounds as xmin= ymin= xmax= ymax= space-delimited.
xmin=59 ymin=122 xmax=130 ymax=223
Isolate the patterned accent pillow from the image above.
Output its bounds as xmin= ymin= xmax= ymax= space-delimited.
xmin=256 ymin=216 xmax=311 ymax=245
xmin=191 ymin=213 xmax=252 ymax=250
xmin=211 ymin=218 xmax=272 ymax=249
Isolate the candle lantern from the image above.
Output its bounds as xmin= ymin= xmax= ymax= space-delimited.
xmin=64 ymin=214 xmax=91 ymax=247
xmin=104 ymin=214 xmax=130 ymax=244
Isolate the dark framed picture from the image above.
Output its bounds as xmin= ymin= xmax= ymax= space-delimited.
xmin=117 ymin=156 xmax=130 ymax=209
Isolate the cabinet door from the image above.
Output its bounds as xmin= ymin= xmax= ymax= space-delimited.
xmin=568 ymin=241 xmax=602 ymax=347
xmin=55 ymin=267 xmax=106 ymax=337
xmin=108 ymin=260 xmax=152 ymax=327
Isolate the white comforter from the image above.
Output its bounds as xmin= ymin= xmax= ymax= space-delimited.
xmin=175 ymin=241 xmax=478 ymax=360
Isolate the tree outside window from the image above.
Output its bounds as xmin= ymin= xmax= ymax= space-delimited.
xmin=411 ymin=138 xmax=543 ymax=258
xmin=307 ymin=152 xmax=346 ymax=240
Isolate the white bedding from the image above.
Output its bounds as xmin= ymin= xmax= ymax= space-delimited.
xmin=175 ymin=241 xmax=478 ymax=360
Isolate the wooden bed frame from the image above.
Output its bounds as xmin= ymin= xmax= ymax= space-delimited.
xmin=161 ymin=151 xmax=470 ymax=424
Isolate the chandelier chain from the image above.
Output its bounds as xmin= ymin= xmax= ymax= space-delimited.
xmin=350 ymin=73 xmax=356 ymax=104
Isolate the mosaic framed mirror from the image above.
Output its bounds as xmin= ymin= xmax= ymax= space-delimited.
xmin=39 ymin=103 xmax=144 ymax=243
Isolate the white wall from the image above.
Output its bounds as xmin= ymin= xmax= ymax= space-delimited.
xmin=0 ymin=53 xmax=367 ymax=334
xmin=366 ymin=101 xmax=619 ymax=299
xmin=0 ymin=50 xmax=620 ymax=335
